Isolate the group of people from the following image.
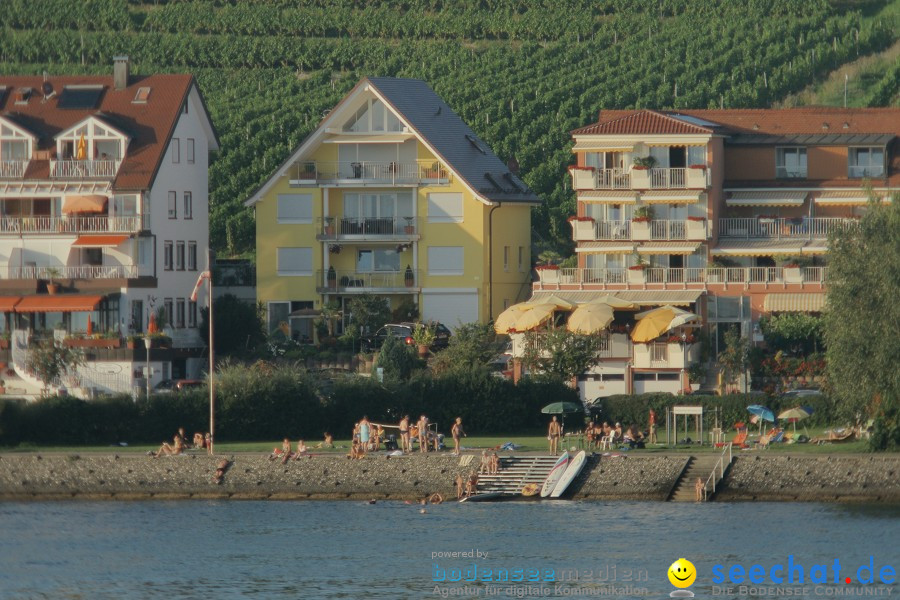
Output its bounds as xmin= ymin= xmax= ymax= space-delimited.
xmin=478 ymin=450 xmax=499 ymax=474
xmin=269 ymin=438 xmax=309 ymax=464
xmin=455 ymin=472 xmax=481 ymax=499
xmin=151 ymin=427 xmax=211 ymax=458
xmin=584 ymin=421 xmax=646 ymax=450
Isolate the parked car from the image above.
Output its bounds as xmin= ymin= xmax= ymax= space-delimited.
xmin=154 ymin=379 xmax=204 ymax=394
xmin=361 ymin=322 xmax=451 ymax=351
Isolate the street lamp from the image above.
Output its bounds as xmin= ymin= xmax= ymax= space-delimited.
xmin=144 ymin=336 xmax=152 ymax=401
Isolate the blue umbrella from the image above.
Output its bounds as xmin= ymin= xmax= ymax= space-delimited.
xmin=747 ymin=405 xmax=775 ymax=435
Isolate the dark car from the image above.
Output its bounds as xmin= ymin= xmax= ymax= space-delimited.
xmin=361 ymin=322 xmax=451 ymax=351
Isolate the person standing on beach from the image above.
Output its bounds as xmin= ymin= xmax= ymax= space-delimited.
xmin=359 ymin=417 xmax=371 ymax=452
xmin=548 ymin=416 xmax=561 ymax=455
xmin=451 ymin=417 xmax=466 ymax=456
xmin=417 ymin=415 xmax=429 ymax=453
xmin=649 ymin=409 xmax=657 ymax=444
xmin=399 ymin=415 xmax=410 ymax=453
xmin=695 ymin=477 xmax=704 ymax=502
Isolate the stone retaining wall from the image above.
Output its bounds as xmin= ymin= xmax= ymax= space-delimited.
xmin=0 ymin=453 xmax=897 ymax=502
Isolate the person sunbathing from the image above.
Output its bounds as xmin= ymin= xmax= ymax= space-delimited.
xmin=152 ymin=434 xmax=184 ymax=458
xmin=269 ymin=438 xmax=292 ymax=462
xmin=291 ymin=440 xmax=308 ymax=460
xmin=193 ymin=433 xmax=205 ymax=449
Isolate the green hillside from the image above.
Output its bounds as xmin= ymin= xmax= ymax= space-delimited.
xmin=1 ymin=0 xmax=897 ymax=256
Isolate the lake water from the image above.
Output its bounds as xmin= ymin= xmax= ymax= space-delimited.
xmin=0 ymin=501 xmax=898 ymax=599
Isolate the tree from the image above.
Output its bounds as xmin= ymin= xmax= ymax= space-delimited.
xmin=719 ymin=327 xmax=752 ymax=393
xmin=521 ymin=329 xmax=605 ymax=384
xmin=430 ymin=322 xmax=504 ymax=375
xmin=759 ymin=313 xmax=824 ymax=355
xmin=24 ymin=339 xmax=83 ymax=392
xmin=376 ymin=335 xmax=422 ymax=383
xmin=346 ymin=294 xmax=391 ymax=340
xmin=200 ymin=293 xmax=265 ymax=356
xmin=824 ymin=194 xmax=900 ymax=449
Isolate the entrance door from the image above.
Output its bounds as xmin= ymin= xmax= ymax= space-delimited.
xmin=131 ymin=300 xmax=143 ymax=333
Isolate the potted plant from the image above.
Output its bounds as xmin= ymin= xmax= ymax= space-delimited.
xmin=45 ymin=266 xmax=62 ymax=295
xmin=403 ymin=216 xmax=415 ymax=235
xmin=0 ymin=331 xmax=9 ymax=349
xmin=688 ymin=362 xmax=705 ymax=392
xmin=323 ymin=216 xmax=336 ymax=236
xmin=631 ymin=205 xmax=654 ymax=240
xmin=412 ymin=323 xmax=436 ymax=358
xmin=404 ymin=265 xmax=414 ymax=287
xmin=632 ymin=156 xmax=657 ymax=170
xmin=327 ymin=265 xmax=337 ymax=289
xmin=126 ymin=334 xmax=143 ymax=350
xmin=568 ymin=165 xmax=597 ymax=190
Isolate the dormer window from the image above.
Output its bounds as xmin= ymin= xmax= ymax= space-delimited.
xmin=848 ymin=147 xmax=884 ymax=178
xmin=133 ymin=87 xmax=151 ymax=103
xmin=0 ymin=118 xmax=35 ymax=177
xmin=342 ymin=97 xmax=403 ymax=133
xmin=776 ymin=147 xmax=807 ymax=179
xmin=14 ymin=87 xmax=32 ymax=105
xmin=55 ymin=117 xmax=128 ymax=161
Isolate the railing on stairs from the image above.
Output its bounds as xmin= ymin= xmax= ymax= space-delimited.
xmin=702 ymin=442 xmax=733 ymax=501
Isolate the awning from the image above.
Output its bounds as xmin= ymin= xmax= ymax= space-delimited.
xmin=636 ymin=242 xmax=701 ymax=255
xmin=15 ymin=295 xmax=104 ymax=312
xmin=575 ymin=242 xmax=635 ymax=254
xmin=72 ymin=235 xmax=129 ymax=247
xmin=578 ymin=190 xmax=639 ymax=204
xmin=712 ymin=240 xmax=804 ymax=256
xmin=725 ymin=191 xmax=807 ymax=207
xmin=813 ymin=191 xmax=879 ymax=206
xmin=802 ymin=241 xmax=828 ymax=254
xmin=0 ymin=296 xmax=22 ymax=312
xmin=764 ymin=293 xmax=826 ymax=313
xmin=572 ymin=140 xmax=634 ymax=152
xmin=529 ymin=290 xmax=702 ymax=307
xmin=640 ymin=190 xmax=703 ymax=204
xmin=62 ymin=194 xmax=108 ymax=214
xmin=323 ymin=133 xmax=414 ymax=144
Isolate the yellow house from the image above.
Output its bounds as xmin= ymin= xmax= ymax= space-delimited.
xmin=245 ymin=77 xmax=539 ymax=338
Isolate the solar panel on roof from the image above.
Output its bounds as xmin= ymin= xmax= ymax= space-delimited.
xmin=58 ymin=87 xmax=105 ymax=109
xmin=670 ymin=114 xmax=720 ymax=128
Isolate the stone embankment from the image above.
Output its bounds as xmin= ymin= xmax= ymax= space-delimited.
xmin=0 ymin=452 xmax=897 ymax=502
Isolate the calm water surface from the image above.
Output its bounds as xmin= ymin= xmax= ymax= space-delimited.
xmin=0 ymin=501 xmax=898 ymax=599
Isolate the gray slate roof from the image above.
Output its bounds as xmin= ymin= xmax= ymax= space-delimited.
xmin=368 ymin=77 xmax=540 ymax=204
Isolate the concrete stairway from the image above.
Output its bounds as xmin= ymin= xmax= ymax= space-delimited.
xmin=668 ymin=454 xmax=729 ymax=502
xmin=476 ymin=456 xmax=560 ymax=496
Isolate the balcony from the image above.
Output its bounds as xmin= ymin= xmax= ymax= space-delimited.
xmin=510 ymin=332 xmax=631 ymax=360
xmin=0 ymin=215 xmax=142 ymax=235
xmin=848 ymin=165 xmax=884 ymax=179
xmin=316 ymin=269 xmax=421 ymax=294
xmin=718 ymin=217 xmax=856 ymax=239
xmin=0 ymin=160 xmax=28 ymax=178
xmin=534 ymin=266 xmax=827 ymax=291
xmin=290 ymin=160 xmax=448 ymax=186
xmin=572 ymin=166 xmax=709 ymax=191
xmin=3 ymin=265 xmax=140 ymax=279
xmin=51 ymin=159 xmax=121 ymax=179
xmin=317 ymin=216 xmax=420 ymax=241
xmin=572 ymin=219 xmax=707 ymax=242
xmin=633 ymin=341 xmax=699 ymax=369
xmin=570 ymin=167 xmax=631 ymax=190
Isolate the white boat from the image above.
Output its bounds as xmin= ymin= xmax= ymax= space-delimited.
xmin=459 ymin=492 xmax=505 ymax=503
xmin=550 ymin=450 xmax=587 ymax=498
xmin=540 ymin=452 xmax=570 ymax=498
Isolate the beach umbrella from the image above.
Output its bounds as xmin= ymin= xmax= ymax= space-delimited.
xmin=587 ymin=294 xmax=637 ymax=310
xmin=747 ymin=404 xmax=775 ymax=435
xmin=534 ymin=294 xmax=575 ymax=311
xmin=631 ymin=307 xmax=676 ymax=343
xmin=566 ymin=303 xmax=614 ymax=334
xmin=778 ymin=406 xmax=812 ymax=435
xmin=541 ymin=401 xmax=583 ymax=432
xmin=147 ymin=312 xmax=158 ymax=335
xmin=667 ymin=311 xmax=701 ymax=329
xmin=494 ymin=303 xmax=531 ymax=334
xmin=513 ymin=304 xmax=556 ymax=332
xmin=75 ymin=133 xmax=87 ymax=160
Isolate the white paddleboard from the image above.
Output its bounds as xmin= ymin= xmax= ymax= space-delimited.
xmin=550 ymin=450 xmax=587 ymax=498
xmin=540 ymin=451 xmax=570 ymax=498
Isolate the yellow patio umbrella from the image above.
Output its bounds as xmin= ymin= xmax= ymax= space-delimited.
xmin=494 ymin=303 xmax=532 ymax=334
xmin=513 ymin=303 xmax=556 ymax=331
xmin=587 ymin=294 xmax=637 ymax=310
xmin=75 ymin=133 xmax=87 ymax=160
xmin=567 ymin=303 xmax=614 ymax=334
xmin=533 ymin=294 xmax=575 ymax=311
xmin=630 ymin=307 xmax=677 ymax=343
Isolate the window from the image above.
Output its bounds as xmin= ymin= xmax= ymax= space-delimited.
xmin=503 ymin=246 xmax=510 ymax=271
xmin=356 ymin=249 xmax=400 ymax=272
xmin=267 ymin=302 xmax=290 ymax=335
xmin=276 ymin=193 xmax=313 ymax=224
xmin=277 ymin=247 xmax=313 ymax=276
xmin=176 ymin=299 xmax=185 ymax=328
xmin=848 ymin=147 xmax=884 ymax=178
xmin=184 ymin=192 xmax=192 ymax=219
xmin=163 ymin=241 xmax=173 ymax=271
xmin=168 ymin=191 xmax=177 ymax=219
xmin=427 ymin=246 xmax=464 ymax=275
xmin=187 ymin=138 xmax=195 ymax=164
xmin=163 ymin=298 xmax=173 ymax=327
xmin=188 ymin=300 xmax=197 ymax=328
xmin=427 ymin=193 xmax=463 ymax=223
xmin=176 ymin=242 xmax=185 ymax=271
xmin=518 ymin=246 xmax=525 ymax=272
xmin=138 ymin=238 xmax=152 ymax=268
xmin=133 ymin=87 xmax=151 ymax=104
xmin=776 ymin=147 xmax=807 ymax=178
xmin=687 ymin=145 xmax=706 ymax=166
xmin=188 ymin=242 xmax=197 ymax=271
xmin=171 ymin=138 xmax=180 ymax=164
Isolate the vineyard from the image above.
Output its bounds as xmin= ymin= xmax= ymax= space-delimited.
xmin=1 ymin=0 xmax=897 ymax=255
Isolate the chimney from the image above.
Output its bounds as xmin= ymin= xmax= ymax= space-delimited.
xmin=114 ymin=56 xmax=130 ymax=90
xmin=507 ymin=157 xmax=520 ymax=175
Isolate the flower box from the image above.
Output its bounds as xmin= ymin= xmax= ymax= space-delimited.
xmin=686 ymin=166 xmax=709 ymax=188
xmin=686 ymin=218 xmax=707 ymax=240
xmin=688 ymin=164 xmax=707 ymax=170
xmin=64 ymin=338 xmax=122 ymax=349
xmin=569 ymin=166 xmax=597 ymax=190
xmin=630 ymin=167 xmax=651 ymax=189
xmin=783 ymin=266 xmax=803 ymax=284
xmin=631 ymin=219 xmax=651 ymax=240
xmin=568 ymin=217 xmax=596 ymax=241
xmin=627 ymin=266 xmax=647 ymax=284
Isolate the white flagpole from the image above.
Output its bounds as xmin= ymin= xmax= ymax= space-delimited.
xmin=208 ymin=250 xmax=215 ymax=455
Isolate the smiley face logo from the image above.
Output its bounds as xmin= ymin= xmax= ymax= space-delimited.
xmin=668 ymin=558 xmax=696 ymax=588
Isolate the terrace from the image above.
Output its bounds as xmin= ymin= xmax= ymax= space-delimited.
xmin=316 ymin=268 xmax=421 ymax=294
xmin=718 ymin=217 xmax=856 ymax=239
xmin=534 ymin=266 xmax=827 ymax=291
xmin=0 ymin=215 xmax=142 ymax=235
xmin=290 ymin=160 xmax=448 ymax=186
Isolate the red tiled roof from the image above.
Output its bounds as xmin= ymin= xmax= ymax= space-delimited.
xmin=571 ymin=110 xmax=715 ymax=135
xmin=574 ymin=107 xmax=900 ymax=137
xmin=0 ymin=74 xmax=195 ymax=191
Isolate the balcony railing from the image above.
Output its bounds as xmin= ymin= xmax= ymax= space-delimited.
xmin=0 ymin=160 xmax=28 ymax=178
xmin=718 ymin=217 xmax=856 ymax=239
xmin=775 ymin=166 xmax=807 ymax=179
xmin=317 ymin=216 xmax=420 ymax=240
xmin=575 ymin=219 xmax=707 ymax=241
xmin=848 ymin=165 xmax=884 ymax=178
xmin=510 ymin=331 xmax=631 ymax=359
xmin=317 ymin=269 xmax=421 ymax=293
xmin=291 ymin=160 xmax=448 ymax=185
xmin=650 ymin=167 xmax=686 ymax=188
xmin=3 ymin=265 xmax=139 ymax=279
xmin=535 ymin=267 xmax=827 ymax=290
xmin=51 ymin=159 xmax=121 ymax=179
xmin=0 ymin=215 xmax=142 ymax=234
